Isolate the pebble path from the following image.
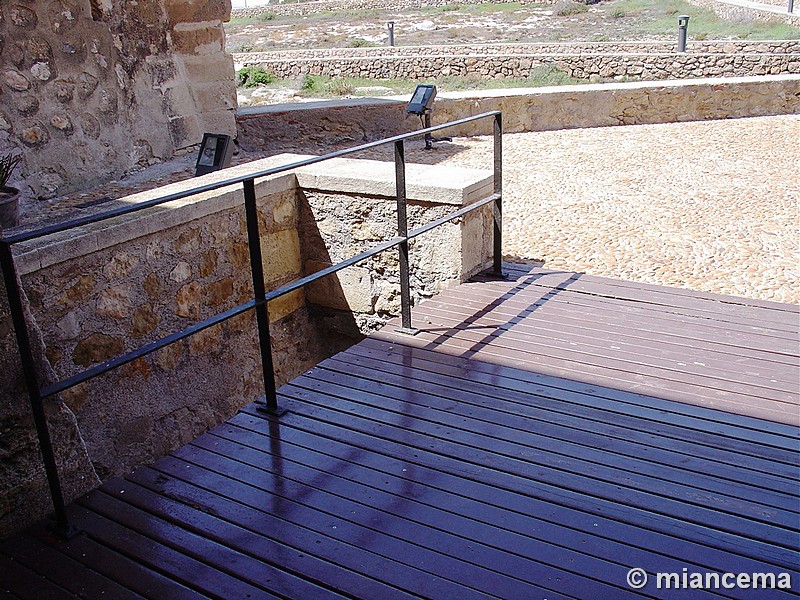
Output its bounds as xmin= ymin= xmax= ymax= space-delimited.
xmin=388 ymin=115 xmax=799 ymax=305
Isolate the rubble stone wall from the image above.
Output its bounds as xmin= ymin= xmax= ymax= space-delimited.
xmin=238 ymin=49 xmax=799 ymax=83
xmin=0 ymin=0 xmax=237 ymax=201
xmin=236 ymin=40 xmax=800 ymax=60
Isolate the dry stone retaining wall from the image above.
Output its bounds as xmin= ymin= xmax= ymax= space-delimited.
xmin=236 ymin=40 xmax=800 ymax=60
xmin=0 ymin=1 xmax=237 ymax=201
xmin=240 ymin=51 xmax=798 ymax=82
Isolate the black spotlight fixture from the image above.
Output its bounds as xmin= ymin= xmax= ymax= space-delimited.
xmin=406 ymin=84 xmax=451 ymax=150
xmin=195 ymin=133 xmax=233 ymax=177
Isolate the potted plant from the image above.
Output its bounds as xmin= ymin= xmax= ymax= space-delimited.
xmin=0 ymin=152 xmax=22 ymax=230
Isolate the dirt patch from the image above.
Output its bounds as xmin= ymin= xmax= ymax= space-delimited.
xmin=225 ymin=2 xmax=676 ymax=52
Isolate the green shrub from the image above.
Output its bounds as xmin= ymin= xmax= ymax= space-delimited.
xmin=258 ymin=12 xmax=276 ymax=21
xmin=325 ymin=78 xmax=354 ymax=96
xmin=348 ymin=38 xmax=377 ymax=47
xmin=555 ymin=1 xmax=590 ymax=16
xmin=236 ymin=66 xmax=276 ymax=88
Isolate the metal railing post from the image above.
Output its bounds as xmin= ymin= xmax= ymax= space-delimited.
xmin=492 ymin=112 xmax=505 ymax=278
xmin=0 ymin=242 xmax=76 ymax=538
xmin=394 ymin=140 xmax=417 ymax=335
xmin=242 ymin=179 xmax=284 ymax=416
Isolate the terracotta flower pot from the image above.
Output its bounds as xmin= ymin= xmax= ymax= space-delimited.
xmin=0 ymin=186 xmax=20 ymax=230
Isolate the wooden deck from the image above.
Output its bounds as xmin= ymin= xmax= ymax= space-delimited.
xmin=2 ymin=265 xmax=799 ymax=599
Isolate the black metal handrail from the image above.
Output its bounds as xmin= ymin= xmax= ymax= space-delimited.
xmin=0 ymin=110 xmax=503 ymax=538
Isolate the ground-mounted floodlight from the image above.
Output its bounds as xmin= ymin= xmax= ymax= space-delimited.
xmin=195 ymin=133 xmax=233 ymax=176
xmin=677 ymin=15 xmax=690 ymax=52
xmin=406 ymin=84 xmax=452 ymax=150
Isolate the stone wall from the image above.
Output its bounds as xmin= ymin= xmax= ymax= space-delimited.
xmin=232 ymin=0 xmax=557 ymax=19
xmin=238 ymin=48 xmax=798 ymax=83
xmin=236 ymin=75 xmax=800 ymax=156
xmin=236 ymin=40 xmax=800 ymax=60
xmin=0 ymin=0 xmax=237 ymax=202
xmin=0 ymin=152 xmax=494 ymax=537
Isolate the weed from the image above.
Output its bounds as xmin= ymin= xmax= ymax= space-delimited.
xmin=325 ymin=78 xmax=355 ymax=96
xmin=611 ymin=7 xmax=626 ymax=19
xmin=348 ymin=38 xmax=378 ymax=48
xmin=232 ymin=44 xmax=255 ymax=53
xmin=236 ymin=66 xmax=276 ymax=88
xmin=555 ymin=2 xmax=590 ymax=17
xmin=258 ymin=13 xmax=276 ymax=22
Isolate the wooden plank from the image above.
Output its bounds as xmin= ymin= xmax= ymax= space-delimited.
xmin=356 ymin=337 xmax=798 ymax=450
xmin=162 ymin=442 xmax=637 ymax=600
xmin=231 ymin=409 xmax=799 ymax=572
xmin=461 ymin=278 xmax=799 ymax=347
xmin=419 ymin=289 xmax=799 ymax=377
xmin=262 ymin=390 xmax=796 ymax=549
xmin=413 ymin=301 xmax=798 ymax=396
xmin=0 ymin=553 xmax=73 ymax=600
xmin=485 ymin=266 xmax=799 ymax=314
xmin=21 ymin=522 xmax=205 ymax=600
xmin=204 ymin=421 xmax=794 ymax=600
xmin=139 ymin=455 xmax=574 ymax=600
xmin=343 ymin=347 xmax=798 ymax=489
xmin=280 ymin=372 xmax=800 ymax=529
xmin=86 ymin=479 xmax=363 ymax=600
xmin=67 ymin=501 xmax=278 ymax=600
xmin=488 ymin=269 xmax=799 ymax=329
xmin=0 ymin=534 xmax=145 ymax=600
xmin=374 ymin=326 xmax=799 ymax=426
xmin=319 ymin=350 xmax=799 ymax=496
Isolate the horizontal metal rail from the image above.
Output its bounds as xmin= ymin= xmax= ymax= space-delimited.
xmin=2 ymin=112 xmax=500 ymax=246
xmin=0 ymin=110 xmax=503 ymax=539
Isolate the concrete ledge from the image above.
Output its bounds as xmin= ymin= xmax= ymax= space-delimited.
xmin=294 ymin=157 xmax=492 ymax=205
xmin=14 ymin=160 xmax=299 ymax=276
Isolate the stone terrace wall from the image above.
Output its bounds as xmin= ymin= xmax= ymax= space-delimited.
xmin=235 ymin=40 xmax=800 ymax=60
xmin=236 ymin=76 xmax=800 ymax=156
xmin=239 ymin=50 xmax=797 ymax=82
xmin=0 ymin=1 xmax=237 ymax=201
xmin=232 ymin=0 xmax=557 ymax=18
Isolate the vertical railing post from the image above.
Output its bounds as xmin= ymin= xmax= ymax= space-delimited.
xmin=0 ymin=241 xmax=75 ymax=538
xmin=242 ymin=179 xmax=285 ymax=416
xmin=394 ymin=140 xmax=418 ymax=335
xmin=492 ymin=112 xmax=505 ymax=278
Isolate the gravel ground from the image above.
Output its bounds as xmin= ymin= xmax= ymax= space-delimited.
xmin=25 ymin=114 xmax=799 ymax=305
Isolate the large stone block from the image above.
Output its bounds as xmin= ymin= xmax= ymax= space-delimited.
xmin=165 ymin=0 xmax=231 ymax=26
xmin=306 ymin=260 xmax=374 ymax=314
xmin=260 ymin=228 xmax=302 ymax=283
xmin=171 ymin=23 xmax=224 ymax=56
xmin=189 ymin=83 xmax=237 ymax=123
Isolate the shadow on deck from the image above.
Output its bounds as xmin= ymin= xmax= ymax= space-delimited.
xmin=2 ymin=264 xmax=799 ymax=599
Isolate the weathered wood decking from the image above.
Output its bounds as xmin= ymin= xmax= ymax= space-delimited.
xmin=2 ymin=265 xmax=799 ymax=599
